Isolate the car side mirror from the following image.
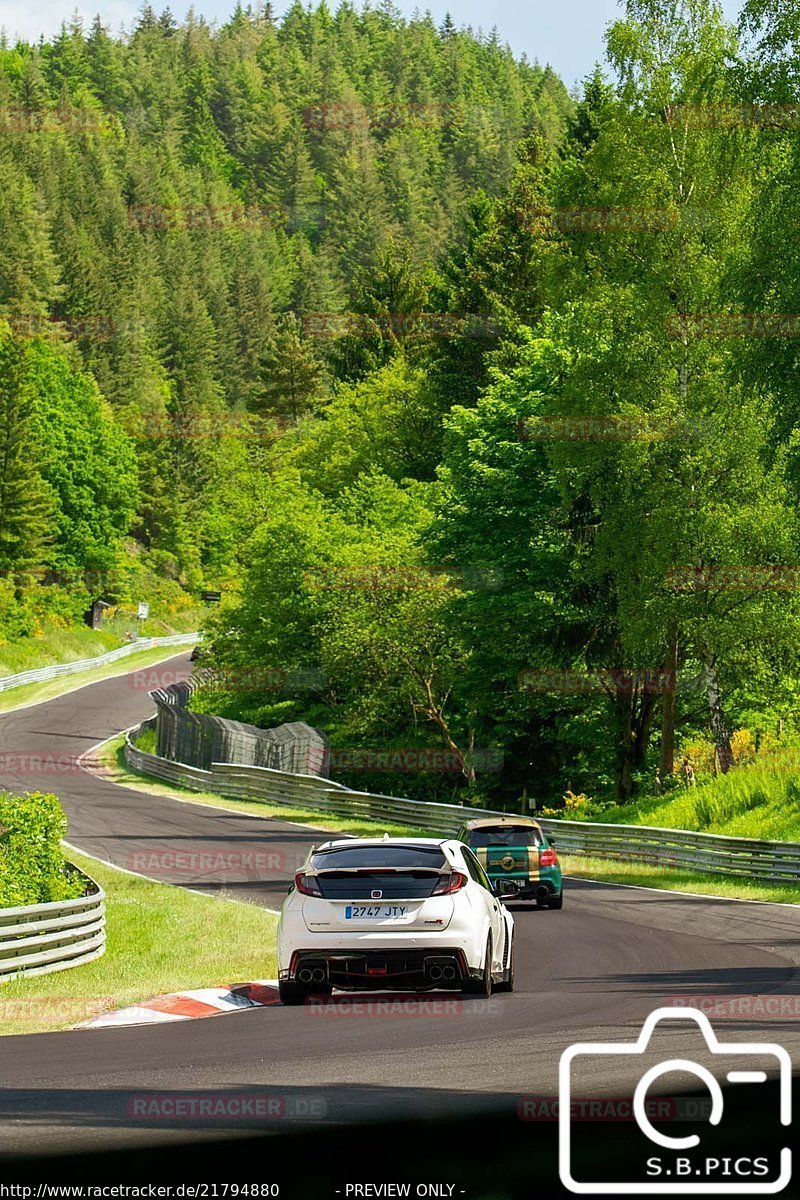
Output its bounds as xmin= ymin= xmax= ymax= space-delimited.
xmin=493 ymin=880 xmax=520 ymax=899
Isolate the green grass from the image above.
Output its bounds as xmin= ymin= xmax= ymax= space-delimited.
xmin=0 ymin=641 xmax=198 ymax=715
xmin=0 ymin=849 xmax=279 ymax=1036
xmin=561 ymin=854 xmax=799 ymax=904
xmin=101 ymin=735 xmax=800 ymax=905
xmin=0 ymin=621 xmax=124 ymax=677
xmin=580 ymin=767 xmax=800 ymax=842
xmin=0 ymin=612 xmax=202 ymax=679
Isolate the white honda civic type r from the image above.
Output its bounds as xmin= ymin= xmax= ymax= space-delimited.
xmin=276 ymin=836 xmax=517 ymax=1005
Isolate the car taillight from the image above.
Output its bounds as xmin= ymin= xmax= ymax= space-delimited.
xmin=431 ymin=872 xmax=468 ymax=895
xmin=540 ymin=848 xmax=559 ymax=867
xmin=294 ymin=872 xmax=322 ymax=896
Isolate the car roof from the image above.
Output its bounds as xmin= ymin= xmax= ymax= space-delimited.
xmin=314 ymin=836 xmax=450 ymax=851
xmin=461 ymin=816 xmax=542 ymax=830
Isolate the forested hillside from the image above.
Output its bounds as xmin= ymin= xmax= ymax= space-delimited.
xmin=198 ymin=0 xmax=800 ymax=812
xmin=5 ymin=0 xmax=800 ymax=816
xmin=0 ymin=1 xmax=570 ymax=628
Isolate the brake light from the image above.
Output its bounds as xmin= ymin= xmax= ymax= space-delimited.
xmin=294 ymin=872 xmax=323 ymax=896
xmin=540 ymin=848 xmax=559 ymax=867
xmin=431 ymin=872 xmax=468 ymax=895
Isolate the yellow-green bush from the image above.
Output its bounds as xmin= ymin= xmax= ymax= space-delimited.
xmin=0 ymin=792 xmax=85 ymax=908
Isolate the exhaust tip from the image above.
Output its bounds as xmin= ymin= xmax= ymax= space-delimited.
xmin=298 ymin=968 xmax=314 ymax=983
xmin=536 ymin=885 xmax=549 ymax=899
xmin=428 ymin=965 xmax=443 ymax=981
xmin=311 ymin=968 xmax=326 ymax=983
xmin=441 ymin=965 xmax=456 ymax=981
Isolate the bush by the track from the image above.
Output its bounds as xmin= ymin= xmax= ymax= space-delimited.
xmin=0 ymin=791 xmax=84 ymax=908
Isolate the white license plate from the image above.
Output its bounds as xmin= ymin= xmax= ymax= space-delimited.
xmin=344 ymin=905 xmax=408 ymax=920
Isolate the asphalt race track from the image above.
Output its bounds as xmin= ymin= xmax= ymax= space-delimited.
xmin=0 ymin=654 xmax=798 ymax=1159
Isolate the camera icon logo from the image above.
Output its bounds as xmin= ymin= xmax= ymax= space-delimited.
xmin=559 ymin=1007 xmax=792 ymax=1194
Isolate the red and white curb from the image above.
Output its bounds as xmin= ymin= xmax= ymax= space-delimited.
xmin=78 ymin=981 xmax=280 ymax=1028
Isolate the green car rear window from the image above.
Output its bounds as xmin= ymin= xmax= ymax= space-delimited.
xmin=468 ymin=826 xmax=544 ymax=848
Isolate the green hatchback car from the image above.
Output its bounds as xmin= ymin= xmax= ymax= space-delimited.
xmin=457 ymin=816 xmax=564 ymax=909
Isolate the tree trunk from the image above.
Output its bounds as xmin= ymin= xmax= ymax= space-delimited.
xmin=705 ymin=657 xmax=733 ymax=773
xmin=659 ymin=626 xmax=679 ymax=779
xmin=615 ymin=689 xmax=635 ymax=804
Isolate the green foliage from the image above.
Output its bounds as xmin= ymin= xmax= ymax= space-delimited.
xmin=593 ymin=762 xmax=800 ymax=842
xmin=0 ymin=6 xmax=571 ymax=618
xmin=0 ymin=791 xmax=85 ymax=907
xmin=0 ymin=337 xmax=53 ymax=574
xmin=9 ymin=0 xmax=800 ymax=830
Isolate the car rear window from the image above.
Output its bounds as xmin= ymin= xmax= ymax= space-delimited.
xmin=467 ymin=826 xmax=543 ymax=848
xmin=309 ymin=844 xmax=448 ymax=899
xmin=310 ymin=845 xmax=446 ymax=870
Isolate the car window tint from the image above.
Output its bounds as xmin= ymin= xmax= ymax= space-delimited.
xmin=462 ymin=848 xmax=492 ymax=891
xmin=467 ymin=826 xmax=542 ymax=848
xmin=311 ymin=845 xmax=446 ymax=870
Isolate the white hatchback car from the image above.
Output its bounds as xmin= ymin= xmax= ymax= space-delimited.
xmin=276 ymin=836 xmax=517 ymax=1005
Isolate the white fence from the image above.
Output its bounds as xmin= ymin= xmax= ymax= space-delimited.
xmin=0 ymin=634 xmax=198 ymax=695
xmin=0 ymin=876 xmax=105 ymax=982
xmin=124 ymin=725 xmax=800 ymax=887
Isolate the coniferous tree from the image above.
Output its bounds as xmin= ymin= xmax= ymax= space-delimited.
xmin=0 ymin=338 xmax=53 ymax=578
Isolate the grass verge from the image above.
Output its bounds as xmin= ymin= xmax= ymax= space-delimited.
xmin=561 ymin=854 xmax=799 ymax=905
xmin=0 ymin=612 xmax=202 ymax=678
xmin=0 ymin=641 xmax=197 ymax=715
xmin=576 ymin=766 xmax=800 ymax=842
xmin=101 ymin=735 xmax=800 ymax=905
xmin=0 ymin=848 xmax=279 ymax=1036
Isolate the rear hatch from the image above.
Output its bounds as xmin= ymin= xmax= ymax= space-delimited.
xmin=299 ymin=844 xmax=456 ymax=932
xmin=302 ymin=870 xmax=455 ymax=932
xmin=475 ymin=843 xmax=540 ymax=881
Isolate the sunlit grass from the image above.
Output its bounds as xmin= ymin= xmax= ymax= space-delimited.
xmin=590 ymin=768 xmax=800 ymax=841
xmin=561 ymin=854 xmax=799 ymax=905
xmin=0 ymin=849 xmax=278 ymax=1036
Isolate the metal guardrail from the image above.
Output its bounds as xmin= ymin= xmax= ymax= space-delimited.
xmin=124 ymin=726 xmax=800 ymax=886
xmin=0 ymin=633 xmax=198 ymax=695
xmin=0 ymin=874 xmax=106 ymax=982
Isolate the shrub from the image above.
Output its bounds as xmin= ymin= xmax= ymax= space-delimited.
xmin=679 ymin=736 xmax=716 ymax=777
xmin=134 ymin=727 xmax=157 ymax=753
xmin=0 ymin=582 xmax=38 ymax=645
xmin=0 ymin=792 xmax=85 ymax=908
xmin=731 ymin=728 xmax=757 ymax=767
xmin=563 ymin=790 xmax=592 ymax=813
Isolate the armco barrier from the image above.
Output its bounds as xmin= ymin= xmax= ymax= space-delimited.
xmin=0 ymin=633 xmax=198 ymax=695
xmin=0 ymin=873 xmax=105 ymax=982
xmin=124 ymin=726 xmax=800 ymax=886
